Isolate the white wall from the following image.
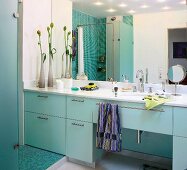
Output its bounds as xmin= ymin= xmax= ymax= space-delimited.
xmin=52 ymin=0 xmax=72 ymax=78
xmin=134 ymin=10 xmax=187 ymax=83
xmin=23 ymin=0 xmax=72 ymax=82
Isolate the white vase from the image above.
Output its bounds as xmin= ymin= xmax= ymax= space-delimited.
xmin=38 ymin=58 xmax=45 ymax=88
xmin=65 ymin=54 xmax=71 ymax=78
xmin=69 ymin=58 xmax=72 ymax=78
xmin=48 ymin=54 xmax=53 ymax=87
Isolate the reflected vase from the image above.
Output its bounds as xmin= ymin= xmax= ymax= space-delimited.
xmin=48 ymin=55 xmax=53 ymax=87
xmin=65 ymin=54 xmax=71 ymax=78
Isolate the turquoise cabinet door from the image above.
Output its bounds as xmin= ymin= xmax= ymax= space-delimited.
xmin=173 ymin=136 xmax=187 ymax=170
xmin=25 ymin=112 xmax=66 ymax=155
xmin=24 ymin=91 xmax=66 ymax=117
xmin=120 ymin=103 xmax=172 ymax=135
xmin=66 ymin=119 xmax=93 ymax=163
xmin=0 ymin=0 xmax=18 ymax=169
xmin=173 ymin=107 xmax=187 ymax=138
xmin=67 ymin=96 xmax=95 ymax=122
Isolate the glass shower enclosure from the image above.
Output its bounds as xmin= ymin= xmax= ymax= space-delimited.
xmin=0 ymin=0 xmax=19 ymax=169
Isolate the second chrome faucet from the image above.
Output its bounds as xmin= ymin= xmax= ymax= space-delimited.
xmin=136 ymin=70 xmax=144 ymax=92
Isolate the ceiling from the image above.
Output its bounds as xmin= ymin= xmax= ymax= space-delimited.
xmin=71 ymin=0 xmax=187 ymax=17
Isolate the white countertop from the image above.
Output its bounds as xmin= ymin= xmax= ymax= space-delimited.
xmin=24 ymin=86 xmax=187 ymax=108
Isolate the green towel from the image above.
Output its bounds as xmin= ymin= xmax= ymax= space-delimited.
xmin=143 ymin=96 xmax=171 ymax=110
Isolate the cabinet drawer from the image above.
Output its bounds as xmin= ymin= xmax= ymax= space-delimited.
xmin=174 ymin=107 xmax=187 ymax=137
xmin=173 ymin=136 xmax=187 ymax=170
xmin=25 ymin=112 xmax=66 ymax=155
xmin=24 ymin=91 xmax=66 ymax=117
xmin=120 ymin=103 xmax=172 ymax=135
xmin=67 ymin=96 xmax=98 ymax=122
xmin=66 ymin=119 xmax=93 ymax=163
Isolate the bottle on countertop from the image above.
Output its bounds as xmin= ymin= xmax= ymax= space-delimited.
xmin=122 ymin=75 xmax=132 ymax=91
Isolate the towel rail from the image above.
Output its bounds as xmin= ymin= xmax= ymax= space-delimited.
xmin=96 ymin=103 xmax=165 ymax=112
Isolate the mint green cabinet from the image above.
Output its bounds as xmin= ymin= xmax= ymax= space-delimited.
xmin=25 ymin=91 xmax=66 ymax=117
xmin=66 ymin=119 xmax=93 ymax=163
xmin=93 ymin=102 xmax=172 ymax=135
xmin=67 ymin=96 xmax=99 ymax=122
xmin=173 ymin=107 xmax=187 ymax=169
xmin=24 ymin=91 xmax=66 ymax=155
xmin=67 ymin=96 xmax=91 ymax=122
xmin=173 ymin=136 xmax=187 ymax=170
xmin=120 ymin=103 xmax=172 ymax=135
xmin=25 ymin=112 xmax=66 ymax=155
xmin=173 ymin=107 xmax=187 ymax=138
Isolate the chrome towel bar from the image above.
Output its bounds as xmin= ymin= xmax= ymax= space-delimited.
xmin=96 ymin=103 xmax=165 ymax=112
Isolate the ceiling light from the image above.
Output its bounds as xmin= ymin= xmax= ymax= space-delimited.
xmin=94 ymin=1 xmax=103 ymax=6
xmin=140 ymin=4 xmax=149 ymax=8
xmin=157 ymin=0 xmax=166 ymax=2
xmin=162 ymin=6 xmax=171 ymax=10
xmin=106 ymin=8 xmax=116 ymax=12
xmin=128 ymin=10 xmax=136 ymax=14
xmin=119 ymin=3 xmax=127 ymax=7
xmin=179 ymin=0 xmax=186 ymax=5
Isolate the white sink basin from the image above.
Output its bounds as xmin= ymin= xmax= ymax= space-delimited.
xmin=120 ymin=92 xmax=151 ymax=97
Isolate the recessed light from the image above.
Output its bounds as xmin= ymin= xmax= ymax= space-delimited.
xmin=162 ymin=6 xmax=171 ymax=10
xmin=179 ymin=0 xmax=186 ymax=5
xmin=157 ymin=0 xmax=166 ymax=3
xmin=119 ymin=3 xmax=127 ymax=7
xmin=140 ymin=4 xmax=149 ymax=8
xmin=128 ymin=10 xmax=136 ymax=14
xmin=94 ymin=1 xmax=103 ymax=6
xmin=106 ymin=8 xmax=116 ymax=12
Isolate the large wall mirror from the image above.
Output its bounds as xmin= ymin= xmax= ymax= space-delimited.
xmin=71 ymin=0 xmax=187 ymax=83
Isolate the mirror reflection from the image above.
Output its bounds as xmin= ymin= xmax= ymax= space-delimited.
xmin=168 ymin=65 xmax=186 ymax=83
xmin=71 ymin=1 xmax=187 ymax=83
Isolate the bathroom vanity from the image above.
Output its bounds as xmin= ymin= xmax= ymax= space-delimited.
xmin=24 ymin=87 xmax=187 ymax=170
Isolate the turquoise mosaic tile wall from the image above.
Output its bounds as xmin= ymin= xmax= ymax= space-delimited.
xmin=123 ymin=15 xmax=133 ymax=26
xmin=72 ymin=10 xmax=106 ymax=81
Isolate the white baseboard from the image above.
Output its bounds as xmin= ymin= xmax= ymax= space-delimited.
xmin=47 ymin=150 xmax=172 ymax=170
xmin=47 ymin=156 xmax=68 ymax=170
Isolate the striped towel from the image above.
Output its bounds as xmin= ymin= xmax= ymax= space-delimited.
xmin=96 ymin=103 xmax=122 ymax=152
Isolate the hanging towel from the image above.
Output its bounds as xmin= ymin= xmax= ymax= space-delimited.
xmin=102 ymin=103 xmax=112 ymax=151
xmin=110 ymin=104 xmax=122 ymax=152
xmin=143 ymin=95 xmax=171 ymax=110
xmin=96 ymin=103 xmax=107 ymax=149
xmin=96 ymin=103 xmax=122 ymax=152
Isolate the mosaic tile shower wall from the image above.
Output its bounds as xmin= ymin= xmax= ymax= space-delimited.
xmin=72 ymin=10 xmax=106 ymax=81
xmin=123 ymin=15 xmax=133 ymax=26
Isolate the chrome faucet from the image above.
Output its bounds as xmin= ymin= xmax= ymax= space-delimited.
xmin=145 ymin=68 xmax=148 ymax=84
xmin=108 ymin=77 xmax=113 ymax=82
xmin=136 ymin=70 xmax=144 ymax=92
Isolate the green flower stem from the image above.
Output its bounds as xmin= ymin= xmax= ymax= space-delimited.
xmin=38 ymin=36 xmax=43 ymax=57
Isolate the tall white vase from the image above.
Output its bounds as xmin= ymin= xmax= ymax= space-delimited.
xmin=65 ymin=54 xmax=71 ymax=78
xmin=48 ymin=55 xmax=53 ymax=87
xmin=38 ymin=58 xmax=45 ymax=88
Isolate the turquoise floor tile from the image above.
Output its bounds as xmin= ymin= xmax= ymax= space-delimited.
xmin=18 ymin=145 xmax=64 ymax=170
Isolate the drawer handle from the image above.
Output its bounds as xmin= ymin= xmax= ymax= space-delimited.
xmin=37 ymin=95 xmax=48 ymax=98
xmin=96 ymin=103 xmax=164 ymax=112
xmin=72 ymin=122 xmax=84 ymax=127
xmin=71 ymin=99 xmax=84 ymax=103
xmin=37 ymin=116 xmax=48 ymax=120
